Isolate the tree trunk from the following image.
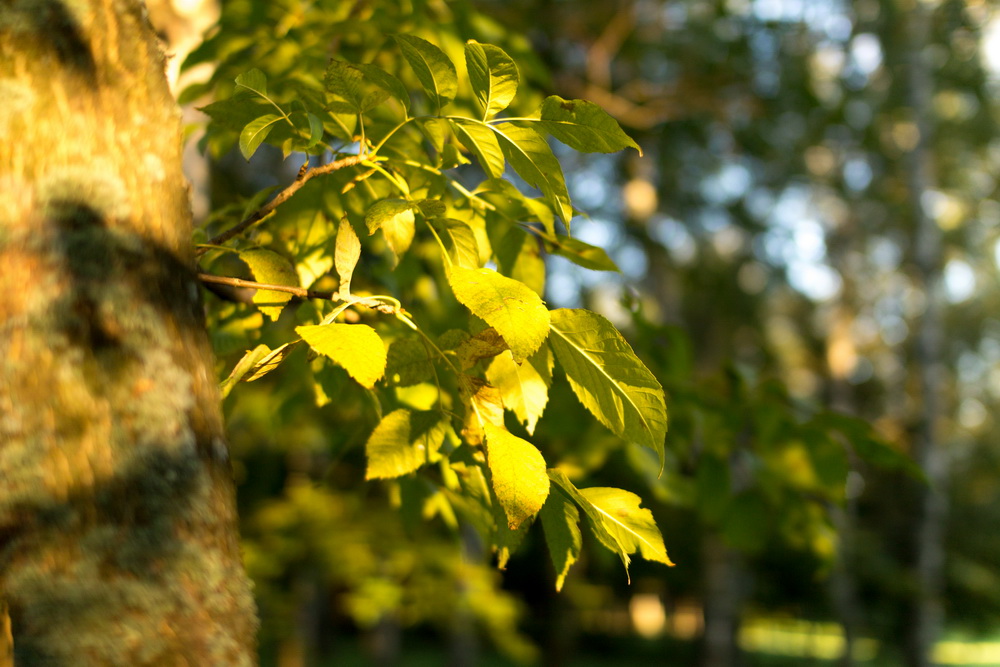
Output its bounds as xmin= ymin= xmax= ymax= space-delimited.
xmin=898 ymin=3 xmax=947 ymax=666
xmin=0 ymin=1 xmax=258 ymax=664
xmin=700 ymin=532 xmax=744 ymax=667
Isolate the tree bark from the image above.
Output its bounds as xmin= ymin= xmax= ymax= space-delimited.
xmin=0 ymin=1 xmax=258 ymax=664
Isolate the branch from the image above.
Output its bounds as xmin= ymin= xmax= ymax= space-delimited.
xmin=198 ymin=154 xmax=364 ymax=253
xmin=197 ymin=273 xmax=398 ymax=314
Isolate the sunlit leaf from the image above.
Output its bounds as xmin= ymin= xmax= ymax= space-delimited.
xmin=539 ymin=487 xmax=582 ymax=591
xmin=394 ymin=34 xmax=457 ymax=111
xmin=451 ymin=120 xmax=505 ymax=179
xmin=239 ymin=114 xmax=283 ymax=160
xmin=491 ymin=123 xmax=573 ymax=224
xmin=538 ymin=95 xmax=642 ymax=155
xmin=486 ymin=346 xmax=553 ymax=435
xmin=335 ymin=217 xmax=361 ymax=296
xmin=366 ymin=409 xmax=445 ymax=480
xmin=448 ymin=267 xmax=550 ymax=361
xmin=548 ymin=309 xmax=667 ymax=468
xmin=484 ymin=423 xmax=550 ymax=530
xmin=239 ymin=247 xmax=298 ymax=320
xmin=465 ymin=40 xmax=519 ymax=119
xmin=549 ymin=470 xmax=671 ymax=579
xmin=297 ymin=323 xmax=387 ymax=388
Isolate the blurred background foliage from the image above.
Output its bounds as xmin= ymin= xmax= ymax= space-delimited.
xmin=157 ymin=0 xmax=1000 ymax=663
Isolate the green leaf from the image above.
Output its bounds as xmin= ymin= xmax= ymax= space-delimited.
xmin=234 ymin=68 xmax=267 ymax=98
xmin=549 ymin=470 xmax=672 ymax=579
xmin=335 ymin=218 xmax=361 ymax=296
xmin=448 ymin=267 xmax=550 ymax=362
xmin=394 ymin=34 xmax=458 ymax=111
xmin=416 ymin=199 xmax=446 ymax=218
xmin=492 ymin=123 xmax=573 ymax=224
xmin=297 ymin=323 xmax=387 ymax=389
xmin=549 ymin=235 xmax=620 ymax=272
xmin=365 ymin=409 xmax=444 ymax=480
xmin=385 ymin=335 xmax=435 ymax=386
xmin=365 ymin=199 xmax=418 ymax=263
xmin=431 ymin=218 xmax=480 ymax=269
xmin=486 ymin=346 xmax=552 ymax=435
xmin=450 ymin=120 xmax=505 ymax=179
xmin=484 ymin=423 xmax=550 ymax=530
xmin=548 ymin=309 xmax=667 ymax=468
xmin=539 ymin=487 xmax=582 ymax=591
xmin=239 ymin=247 xmax=298 ymax=320
xmin=538 ymin=96 xmax=642 ymax=155
xmin=465 ymin=40 xmax=519 ymax=119
xmin=306 ymin=112 xmax=324 ymax=147
xmin=239 ymin=114 xmax=283 ymax=160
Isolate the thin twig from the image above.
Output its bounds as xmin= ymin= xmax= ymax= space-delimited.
xmin=197 ymin=273 xmax=398 ymax=314
xmin=198 ymin=154 xmax=364 ymax=253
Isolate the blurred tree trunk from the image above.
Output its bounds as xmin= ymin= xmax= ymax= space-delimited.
xmin=700 ymin=532 xmax=745 ymax=667
xmin=0 ymin=1 xmax=258 ymax=664
xmin=896 ymin=3 xmax=947 ymax=665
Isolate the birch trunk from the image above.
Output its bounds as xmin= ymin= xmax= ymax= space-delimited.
xmin=0 ymin=0 xmax=258 ymax=663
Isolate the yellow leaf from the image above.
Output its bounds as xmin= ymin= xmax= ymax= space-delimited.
xmin=484 ymin=422 xmax=549 ymax=530
xmin=297 ymin=323 xmax=386 ymax=388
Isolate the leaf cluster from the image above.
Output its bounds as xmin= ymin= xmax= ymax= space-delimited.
xmin=196 ymin=35 xmax=665 ymax=587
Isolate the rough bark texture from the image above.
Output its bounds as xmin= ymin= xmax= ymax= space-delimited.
xmin=0 ymin=0 xmax=258 ymax=663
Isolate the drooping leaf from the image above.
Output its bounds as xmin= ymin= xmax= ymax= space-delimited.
xmin=465 ymin=40 xmax=519 ymax=119
xmin=239 ymin=114 xmax=283 ymax=160
xmin=538 ymin=95 xmax=642 ymax=155
xmin=448 ymin=267 xmax=550 ymax=361
xmin=220 ymin=344 xmax=271 ymax=399
xmin=297 ymin=323 xmax=387 ymax=388
xmin=460 ymin=375 xmax=505 ymax=446
xmin=450 ymin=120 xmax=506 ymax=179
xmin=539 ymin=487 xmax=582 ymax=591
xmin=244 ymin=341 xmax=298 ymax=383
xmin=240 ymin=247 xmax=299 ymax=320
xmin=385 ymin=335 xmax=435 ymax=386
xmin=484 ymin=423 xmax=550 ymax=530
xmin=549 ymin=470 xmax=671 ymax=579
xmin=431 ymin=218 xmax=480 ymax=269
xmin=548 ymin=309 xmax=667 ymax=468
xmin=365 ymin=199 xmax=418 ymax=263
xmin=335 ymin=217 xmax=361 ymax=296
xmin=394 ymin=34 xmax=458 ymax=111
xmin=486 ymin=346 xmax=553 ymax=435
xmin=549 ymin=235 xmax=620 ymax=272
xmin=366 ymin=409 xmax=445 ymax=479
xmin=492 ymin=123 xmax=573 ymax=224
